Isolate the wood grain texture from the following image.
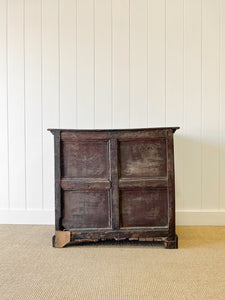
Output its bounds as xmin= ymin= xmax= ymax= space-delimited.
xmin=62 ymin=140 xmax=109 ymax=178
xmin=119 ymin=139 xmax=167 ymax=178
xmin=120 ymin=188 xmax=168 ymax=228
xmin=62 ymin=190 xmax=110 ymax=229
xmin=51 ymin=128 xmax=178 ymax=248
xmin=110 ymin=136 xmax=120 ymax=230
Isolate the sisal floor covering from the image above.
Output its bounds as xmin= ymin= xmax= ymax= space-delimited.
xmin=0 ymin=225 xmax=224 ymax=300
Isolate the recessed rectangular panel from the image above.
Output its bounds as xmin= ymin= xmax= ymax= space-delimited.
xmin=119 ymin=139 xmax=167 ymax=178
xmin=62 ymin=140 xmax=109 ymax=178
xmin=62 ymin=191 xmax=110 ymax=229
xmin=120 ymin=188 xmax=168 ymax=227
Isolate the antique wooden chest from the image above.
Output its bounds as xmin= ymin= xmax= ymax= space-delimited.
xmin=49 ymin=127 xmax=179 ymax=248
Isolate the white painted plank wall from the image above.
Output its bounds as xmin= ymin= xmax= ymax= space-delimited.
xmin=0 ymin=0 xmax=225 ymax=225
xmin=7 ymin=0 xmax=26 ymax=209
xmin=42 ymin=0 xmax=59 ymax=210
xmin=183 ymin=0 xmax=202 ymax=210
xmin=112 ymin=0 xmax=130 ymax=128
xmin=25 ymin=0 xmax=42 ymax=210
xmin=148 ymin=0 xmax=166 ymax=127
xmin=0 ymin=0 xmax=8 ymax=209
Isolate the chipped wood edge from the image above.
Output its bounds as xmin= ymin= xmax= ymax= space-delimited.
xmin=54 ymin=231 xmax=71 ymax=248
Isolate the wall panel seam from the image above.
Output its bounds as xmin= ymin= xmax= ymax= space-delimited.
xmin=200 ymin=0 xmax=203 ymax=209
xmin=110 ymin=0 xmax=113 ymax=128
xmin=6 ymin=0 xmax=10 ymax=210
xmin=58 ymin=0 xmax=60 ymax=127
xmin=129 ymin=0 xmax=131 ymax=128
xmin=164 ymin=0 xmax=167 ymax=126
xmin=41 ymin=0 xmax=44 ymax=210
xmin=23 ymin=0 xmax=27 ymax=210
xmin=218 ymin=0 xmax=222 ymax=210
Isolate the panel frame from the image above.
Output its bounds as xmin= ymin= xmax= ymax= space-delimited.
xmin=50 ymin=128 xmax=178 ymax=248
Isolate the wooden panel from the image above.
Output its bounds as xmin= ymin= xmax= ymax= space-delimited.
xmin=24 ymin=0 xmax=42 ymax=209
xmin=166 ymin=0 xmax=184 ymax=210
xmin=112 ymin=0 xmax=130 ymax=128
xmin=54 ymin=131 xmax=62 ymax=230
xmin=110 ymin=137 xmax=119 ymax=230
xmin=77 ymin=0 xmax=94 ymax=128
xmin=202 ymin=0 xmax=220 ymax=209
xmin=120 ymin=189 xmax=168 ymax=227
xmin=62 ymin=140 xmax=109 ymax=178
xmin=94 ymin=0 xmax=112 ymax=128
xmin=8 ymin=0 xmax=26 ymax=209
xmin=148 ymin=0 xmax=166 ymax=126
xmin=61 ymin=179 xmax=111 ymax=191
xmin=119 ymin=178 xmax=167 ymax=189
xmin=167 ymin=129 xmax=176 ymax=239
xmin=60 ymin=128 xmax=169 ymax=141
xmin=62 ymin=191 xmax=110 ymax=229
xmin=59 ymin=0 xmax=76 ymax=128
xmin=0 ymin=0 xmax=8 ymax=209
xmin=183 ymin=0 xmax=202 ymax=210
xmin=130 ymin=0 xmax=148 ymax=127
xmin=42 ymin=0 xmax=59 ymax=210
xmin=119 ymin=139 xmax=167 ymax=178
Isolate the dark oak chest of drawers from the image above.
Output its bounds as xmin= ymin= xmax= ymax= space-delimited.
xmin=49 ymin=127 xmax=179 ymax=248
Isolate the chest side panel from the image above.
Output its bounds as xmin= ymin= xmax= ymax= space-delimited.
xmin=117 ymin=132 xmax=169 ymax=229
xmin=60 ymin=134 xmax=111 ymax=230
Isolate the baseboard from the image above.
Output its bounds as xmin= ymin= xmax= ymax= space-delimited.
xmin=0 ymin=209 xmax=224 ymax=225
xmin=176 ymin=210 xmax=225 ymax=225
xmin=0 ymin=209 xmax=54 ymax=225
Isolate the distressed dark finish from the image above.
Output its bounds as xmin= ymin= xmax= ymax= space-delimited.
xmin=49 ymin=127 xmax=179 ymax=249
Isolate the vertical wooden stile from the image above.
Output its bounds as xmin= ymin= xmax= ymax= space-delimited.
xmin=110 ymin=136 xmax=119 ymax=230
xmin=54 ymin=130 xmax=62 ymax=231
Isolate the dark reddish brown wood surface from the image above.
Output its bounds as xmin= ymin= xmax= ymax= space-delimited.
xmin=49 ymin=127 xmax=179 ymax=249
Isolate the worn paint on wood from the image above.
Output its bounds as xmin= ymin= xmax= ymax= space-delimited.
xmin=49 ymin=127 xmax=179 ymax=249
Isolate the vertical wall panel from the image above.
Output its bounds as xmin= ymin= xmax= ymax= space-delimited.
xmin=202 ymin=0 xmax=220 ymax=209
xmin=94 ymin=0 xmax=112 ymax=129
xmin=42 ymin=0 xmax=59 ymax=210
xmin=59 ymin=0 xmax=76 ymax=128
xmin=220 ymin=0 xmax=225 ymax=209
xmin=112 ymin=0 xmax=130 ymax=128
xmin=0 ymin=0 xmax=8 ymax=209
xmin=1 ymin=0 xmax=225 ymax=224
xmin=25 ymin=0 xmax=42 ymax=210
xmin=77 ymin=0 xmax=94 ymax=128
xmin=130 ymin=0 xmax=148 ymax=127
xmin=166 ymin=0 xmax=184 ymax=210
xmin=7 ymin=0 xmax=26 ymax=209
xmin=183 ymin=0 xmax=202 ymax=209
xmin=148 ymin=0 xmax=166 ymax=127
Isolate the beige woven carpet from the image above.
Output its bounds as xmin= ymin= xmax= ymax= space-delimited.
xmin=0 ymin=226 xmax=225 ymax=300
